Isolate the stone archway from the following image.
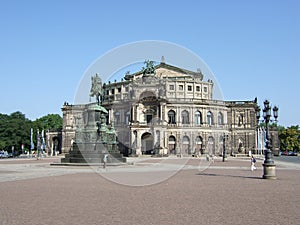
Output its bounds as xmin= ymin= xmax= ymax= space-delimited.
xmin=207 ymin=136 xmax=215 ymax=155
xmin=238 ymin=138 xmax=245 ymax=154
xmin=139 ymin=91 xmax=158 ymax=125
xmin=182 ymin=136 xmax=190 ymax=154
xmin=195 ymin=136 xmax=203 ymax=155
xmin=168 ymin=135 xmax=176 ymax=154
xmin=141 ymin=132 xmax=154 ymax=155
xmin=52 ymin=136 xmax=61 ymax=156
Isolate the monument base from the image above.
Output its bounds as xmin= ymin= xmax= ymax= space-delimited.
xmin=59 ymin=142 xmax=126 ymax=165
xmin=262 ymin=163 xmax=277 ymax=180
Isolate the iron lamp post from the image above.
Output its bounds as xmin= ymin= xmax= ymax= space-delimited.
xmin=256 ymin=100 xmax=279 ymax=179
xmin=222 ymin=134 xmax=229 ymax=162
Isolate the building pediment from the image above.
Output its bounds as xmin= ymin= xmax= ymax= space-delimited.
xmin=125 ymin=62 xmax=203 ymax=81
xmin=156 ymin=63 xmax=203 ymax=80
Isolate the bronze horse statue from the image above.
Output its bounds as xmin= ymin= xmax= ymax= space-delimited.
xmin=90 ymin=73 xmax=103 ymax=105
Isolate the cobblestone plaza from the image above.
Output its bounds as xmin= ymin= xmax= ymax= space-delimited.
xmin=0 ymin=157 xmax=299 ymax=225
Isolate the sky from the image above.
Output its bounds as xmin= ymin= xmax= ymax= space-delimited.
xmin=0 ymin=0 xmax=299 ymax=127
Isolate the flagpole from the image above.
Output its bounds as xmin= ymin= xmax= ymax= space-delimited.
xmin=258 ymin=127 xmax=260 ymax=155
xmin=42 ymin=129 xmax=45 ymax=157
xmin=37 ymin=129 xmax=40 ymax=160
xmin=30 ymin=128 xmax=34 ymax=158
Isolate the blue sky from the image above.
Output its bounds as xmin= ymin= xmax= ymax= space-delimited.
xmin=0 ymin=0 xmax=299 ymax=127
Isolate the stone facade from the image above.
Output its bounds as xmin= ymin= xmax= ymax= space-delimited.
xmin=61 ymin=61 xmax=279 ymax=156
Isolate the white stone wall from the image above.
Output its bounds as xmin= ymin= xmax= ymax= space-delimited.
xmin=61 ymin=63 xmax=258 ymax=156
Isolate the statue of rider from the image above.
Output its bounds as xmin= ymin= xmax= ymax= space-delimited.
xmin=90 ymin=73 xmax=103 ymax=105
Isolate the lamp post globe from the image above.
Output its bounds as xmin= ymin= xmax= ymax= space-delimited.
xmin=273 ymin=106 xmax=279 ymax=121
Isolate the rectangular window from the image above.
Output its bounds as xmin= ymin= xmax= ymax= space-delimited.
xmin=169 ymin=85 xmax=175 ymax=91
xmin=188 ymin=85 xmax=192 ymax=91
xmin=118 ymin=87 xmax=121 ymax=93
xmin=196 ymin=86 xmax=200 ymax=92
xmin=146 ymin=115 xmax=152 ymax=124
xmin=179 ymin=85 xmax=184 ymax=91
xmin=125 ymin=86 xmax=129 ymax=92
xmin=111 ymin=89 xmax=115 ymax=94
xmin=106 ymin=90 xmax=109 ymax=95
xmin=203 ymin=87 xmax=207 ymax=92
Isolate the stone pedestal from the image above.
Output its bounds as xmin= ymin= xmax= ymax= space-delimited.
xmin=262 ymin=163 xmax=277 ymax=180
xmin=61 ymin=142 xmax=126 ymax=164
xmin=59 ymin=103 xmax=125 ymax=166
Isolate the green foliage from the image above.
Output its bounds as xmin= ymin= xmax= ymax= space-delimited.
xmin=279 ymin=126 xmax=300 ymax=152
xmin=0 ymin=112 xmax=31 ymax=151
xmin=33 ymin=114 xmax=62 ymax=131
xmin=0 ymin=112 xmax=62 ymax=151
xmin=258 ymin=122 xmax=278 ymax=128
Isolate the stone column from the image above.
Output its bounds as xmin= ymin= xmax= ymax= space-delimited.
xmin=131 ymin=130 xmax=136 ymax=155
xmin=132 ymin=104 xmax=136 ymax=123
xmin=159 ymin=104 xmax=162 ymax=125
xmin=136 ymin=130 xmax=142 ymax=155
xmin=177 ymin=106 xmax=180 ymax=126
xmin=110 ymin=108 xmax=114 ymax=124
xmin=51 ymin=141 xmax=54 ymax=156
xmin=164 ymin=103 xmax=167 ymax=125
xmin=191 ymin=132 xmax=195 ymax=155
xmin=164 ymin=131 xmax=168 ymax=154
xmin=176 ymin=132 xmax=181 ymax=155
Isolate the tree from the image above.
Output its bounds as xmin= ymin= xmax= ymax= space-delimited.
xmin=0 ymin=112 xmax=31 ymax=152
xmin=279 ymin=126 xmax=300 ymax=152
xmin=0 ymin=113 xmax=10 ymax=149
xmin=0 ymin=112 xmax=63 ymax=152
xmin=33 ymin=114 xmax=62 ymax=131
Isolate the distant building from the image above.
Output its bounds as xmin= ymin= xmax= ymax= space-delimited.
xmin=46 ymin=130 xmax=62 ymax=156
xmin=61 ymin=60 xmax=279 ymax=156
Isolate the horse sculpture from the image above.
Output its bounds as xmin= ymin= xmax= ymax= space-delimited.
xmin=90 ymin=73 xmax=103 ymax=105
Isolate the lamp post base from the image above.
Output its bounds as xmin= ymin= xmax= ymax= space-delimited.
xmin=262 ymin=163 xmax=277 ymax=180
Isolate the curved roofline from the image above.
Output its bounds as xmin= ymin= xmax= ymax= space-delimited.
xmin=125 ymin=62 xmax=203 ymax=80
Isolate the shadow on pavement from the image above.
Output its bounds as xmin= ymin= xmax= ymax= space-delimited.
xmin=196 ymin=172 xmax=262 ymax=180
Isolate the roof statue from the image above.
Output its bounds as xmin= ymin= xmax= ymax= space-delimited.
xmin=90 ymin=73 xmax=103 ymax=105
xmin=143 ymin=60 xmax=156 ymax=76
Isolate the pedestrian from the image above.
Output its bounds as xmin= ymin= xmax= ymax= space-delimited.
xmin=251 ymin=155 xmax=256 ymax=171
xmin=103 ymin=154 xmax=108 ymax=169
xmin=211 ymin=154 xmax=215 ymax=163
xmin=197 ymin=150 xmax=201 ymax=158
xmin=206 ymin=154 xmax=210 ymax=161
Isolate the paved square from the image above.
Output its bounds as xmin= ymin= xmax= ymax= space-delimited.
xmin=0 ymin=157 xmax=299 ymax=225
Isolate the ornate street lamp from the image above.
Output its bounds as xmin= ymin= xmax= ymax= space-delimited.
xmin=256 ymin=100 xmax=279 ymax=179
xmin=222 ymin=133 xmax=229 ymax=162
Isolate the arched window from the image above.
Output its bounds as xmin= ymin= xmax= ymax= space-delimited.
xmin=182 ymin=136 xmax=190 ymax=154
xmin=169 ymin=135 xmax=176 ymax=154
xmin=218 ymin=112 xmax=223 ymax=125
xmin=207 ymin=136 xmax=215 ymax=155
xmin=168 ymin=110 xmax=176 ymax=124
xmin=207 ymin=111 xmax=213 ymax=125
xmin=169 ymin=136 xmax=176 ymax=142
xmin=181 ymin=110 xmax=189 ymax=124
xmin=194 ymin=111 xmax=202 ymax=125
xmin=195 ymin=136 xmax=203 ymax=154
xmin=183 ymin=136 xmax=190 ymax=143
xmin=125 ymin=111 xmax=130 ymax=125
xmin=114 ymin=112 xmax=120 ymax=124
xmin=238 ymin=114 xmax=244 ymax=126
